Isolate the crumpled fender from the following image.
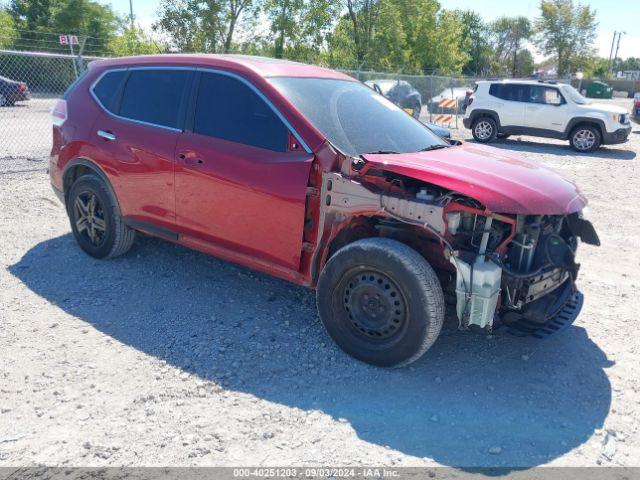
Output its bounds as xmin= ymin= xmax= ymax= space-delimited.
xmin=362 ymin=142 xmax=587 ymax=215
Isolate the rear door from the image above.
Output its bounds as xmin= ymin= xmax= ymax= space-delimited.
xmin=174 ymin=70 xmax=314 ymax=271
xmin=488 ymin=83 xmax=528 ymax=127
xmin=523 ymin=85 xmax=568 ymax=133
xmin=90 ymin=67 xmax=192 ymax=232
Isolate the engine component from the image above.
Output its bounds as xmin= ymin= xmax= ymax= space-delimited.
xmin=450 ymin=254 xmax=502 ymax=329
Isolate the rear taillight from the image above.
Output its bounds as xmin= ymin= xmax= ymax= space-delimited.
xmin=18 ymin=83 xmax=26 ymax=92
xmin=51 ymin=99 xmax=67 ymax=127
xmin=634 ymin=99 xmax=640 ymax=107
xmin=467 ymin=97 xmax=474 ymax=106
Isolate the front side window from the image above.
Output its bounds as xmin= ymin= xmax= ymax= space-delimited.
xmin=119 ymin=69 xmax=190 ymax=129
xmin=530 ymin=86 xmax=563 ymax=105
xmin=92 ymin=70 xmax=125 ymax=111
xmin=193 ymin=72 xmax=288 ymax=152
xmin=269 ymin=77 xmax=446 ymax=156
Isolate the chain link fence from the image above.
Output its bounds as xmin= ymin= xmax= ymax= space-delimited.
xmin=0 ymin=48 xmax=481 ymax=160
xmin=0 ymin=49 xmax=104 ymax=158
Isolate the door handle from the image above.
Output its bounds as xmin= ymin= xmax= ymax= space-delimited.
xmin=97 ymin=130 xmax=116 ymax=141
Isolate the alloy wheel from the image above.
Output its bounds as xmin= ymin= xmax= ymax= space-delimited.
xmin=74 ymin=191 xmax=107 ymax=246
xmin=573 ymin=129 xmax=596 ymax=151
xmin=475 ymin=120 xmax=493 ymax=140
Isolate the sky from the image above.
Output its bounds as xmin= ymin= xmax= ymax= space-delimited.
xmin=109 ymin=0 xmax=640 ymax=60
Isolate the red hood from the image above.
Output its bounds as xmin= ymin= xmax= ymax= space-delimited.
xmin=362 ymin=143 xmax=586 ymax=214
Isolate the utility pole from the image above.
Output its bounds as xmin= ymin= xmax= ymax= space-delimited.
xmin=129 ymin=0 xmax=134 ymax=27
xmin=614 ymin=31 xmax=625 ymax=67
xmin=608 ymin=31 xmax=617 ymax=71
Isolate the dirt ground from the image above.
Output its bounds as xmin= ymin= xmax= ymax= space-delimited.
xmin=1 ymin=98 xmax=639 ymax=468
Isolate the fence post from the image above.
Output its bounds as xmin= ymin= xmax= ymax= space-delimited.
xmin=76 ymin=36 xmax=87 ymax=74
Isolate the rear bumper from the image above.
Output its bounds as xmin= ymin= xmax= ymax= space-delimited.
xmin=602 ymin=126 xmax=631 ymax=144
xmin=463 ymin=117 xmax=472 ymax=129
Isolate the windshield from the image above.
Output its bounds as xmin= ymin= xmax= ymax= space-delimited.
xmin=269 ymin=77 xmax=447 ymax=156
xmin=562 ymin=85 xmax=590 ymax=105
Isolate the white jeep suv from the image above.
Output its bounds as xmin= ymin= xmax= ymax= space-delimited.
xmin=463 ymin=80 xmax=632 ymax=152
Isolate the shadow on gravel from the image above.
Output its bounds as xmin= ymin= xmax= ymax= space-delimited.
xmin=469 ymin=138 xmax=636 ymax=160
xmin=10 ymin=233 xmax=613 ymax=468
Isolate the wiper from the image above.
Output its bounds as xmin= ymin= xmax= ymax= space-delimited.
xmin=419 ymin=144 xmax=451 ymax=152
xmin=362 ymin=150 xmax=400 ymax=155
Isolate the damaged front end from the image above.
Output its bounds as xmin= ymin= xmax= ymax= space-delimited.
xmin=446 ymin=209 xmax=599 ymax=331
xmin=316 ymin=153 xmax=600 ymax=334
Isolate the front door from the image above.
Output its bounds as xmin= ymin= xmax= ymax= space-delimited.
xmin=175 ymin=71 xmax=314 ymax=271
xmin=523 ymin=85 xmax=568 ymax=134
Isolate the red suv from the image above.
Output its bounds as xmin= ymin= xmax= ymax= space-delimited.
xmin=50 ymin=55 xmax=599 ymax=367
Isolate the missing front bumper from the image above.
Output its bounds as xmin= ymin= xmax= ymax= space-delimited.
xmin=501 ymin=282 xmax=583 ymax=339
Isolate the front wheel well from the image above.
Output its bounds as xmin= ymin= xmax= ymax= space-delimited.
xmin=569 ymin=121 xmax=603 ymax=138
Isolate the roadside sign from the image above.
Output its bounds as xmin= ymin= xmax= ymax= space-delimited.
xmin=59 ymin=35 xmax=79 ymax=45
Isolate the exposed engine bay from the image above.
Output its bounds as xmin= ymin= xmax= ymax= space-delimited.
xmin=319 ymin=169 xmax=600 ymax=331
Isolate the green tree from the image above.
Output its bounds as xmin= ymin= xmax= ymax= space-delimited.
xmin=457 ymin=10 xmax=494 ymax=76
xmin=0 ymin=9 xmax=17 ymax=48
xmin=108 ymin=25 xmax=160 ymax=56
xmin=9 ymin=0 xmax=119 ymax=54
xmin=344 ymin=0 xmax=381 ymax=68
xmin=154 ymin=0 xmax=257 ymax=53
xmin=264 ymin=0 xmax=337 ymax=61
xmin=492 ymin=16 xmax=532 ymax=77
xmin=534 ymin=0 xmax=597 ymax=76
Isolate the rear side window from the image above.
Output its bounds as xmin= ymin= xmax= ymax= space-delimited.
xmin=119 ymin=69 xmax=190 ymax=129
xmin=489 ymin=83 xmax=529 ymax=102
xmin=193 ymin=72 xmax=288 ymax=152
xmin=92 ymin=70 xmax=126 ymax=111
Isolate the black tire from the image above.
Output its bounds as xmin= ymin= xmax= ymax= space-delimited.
xmin=317 ymin=238 xmax=444 ymax=367
xmin=497 ymin=133 xmax=511 ymax=139
xmin=471 ymin=117 xmax=497 ymax=143
xmin=67 ymin=174 xmax=135 ymax=259
xmin=411 ymin=102 xmax=422 ymax=119
xmin=569 ymin=124 xmax=601 ymax=152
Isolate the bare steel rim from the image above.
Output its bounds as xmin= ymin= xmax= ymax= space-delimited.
xmin=474 ymin=120 xmax=493 ymax=140
xmin=342 ymin=269 xmax=407 ymax=342
xmin=74 ymin=190 xmax=107 ymax=246
xmin=573 ymin=128 xmax=596 ymax=151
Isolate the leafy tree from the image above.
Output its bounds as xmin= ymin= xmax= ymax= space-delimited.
xmin=513 ymin=48 xmax=534 ymax=77
xmin=263 ymin=0 xmax=337 ymax=61
xmin=0 ymin=8 xmax=17 ymax=48
xmin=492 ymin=16 xmax=532 ymax=77
xmin=8 ymin=0 xmax=119 ymax=54
xmin=155 ymin=0 xmax=256 ymax=53
xmin=108 ymin=25 xmax=160 ymax=56
xmin=457 ymin=10 xmax=494 ymax=76
xmin=534 ymin=0 xmax=597 ymax=76
xmin=344 ymin=0 xmax=381 ymax=68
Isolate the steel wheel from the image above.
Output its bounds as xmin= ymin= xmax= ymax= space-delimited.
xmin=343 ymin=270 xmax=407 ymax=341
xmin=73 ymin=191 xmax=107 ymax=247
xmin=572 ymin=129 xmax=596 ymax=151
xmin=474 ymin=120 xmax=493 ymax=140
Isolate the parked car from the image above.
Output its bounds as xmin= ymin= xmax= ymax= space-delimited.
xmin=428 ymin=87 xmax=468 ymax=113
xmin=364 ymin=79 xmax=422 ymax=119
xmin=0 ymin=75 xmax=30 ymax=106
xmin=364 ymin=79 xmax=448 ymax=138
xmin=464 ymin=79 xmax=632 ymax=152
xmin=50 ymin=55 xmax=599 ymax=367
xmin=633 ymin=92 xmax=640 ymax=120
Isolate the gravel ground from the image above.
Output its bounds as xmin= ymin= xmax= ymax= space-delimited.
xmin=1 ymin=98 xmax=639 ymax=468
